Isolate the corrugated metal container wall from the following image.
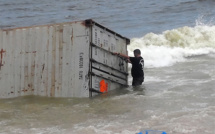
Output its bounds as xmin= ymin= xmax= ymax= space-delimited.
xmin=0 ymin=20 xmax=129 ymax=98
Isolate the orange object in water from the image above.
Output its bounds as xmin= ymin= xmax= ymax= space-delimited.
xmin=100 ymin=80 xmax=108 ymax=93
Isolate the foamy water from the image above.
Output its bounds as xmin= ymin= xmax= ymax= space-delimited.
xmin=129 ymin=25 xmax=215 ymax=68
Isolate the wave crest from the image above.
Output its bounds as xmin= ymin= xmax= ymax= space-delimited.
xmin=129 ymin=25 xmax=215 ymax=68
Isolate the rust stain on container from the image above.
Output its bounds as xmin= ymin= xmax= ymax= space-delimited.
xmin=71 ymin=29 xmax=73 ymax=45
xmin=59 ymin=29 xmax=63 ymax=33
xmin=0 ymin=49 xmax=6 ymax=70
xmin=22 ymin=89 xmax=28 ymax=92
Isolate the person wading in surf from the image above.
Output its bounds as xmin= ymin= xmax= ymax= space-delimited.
xmin=114 ymin=49 xmax=144 ymax=86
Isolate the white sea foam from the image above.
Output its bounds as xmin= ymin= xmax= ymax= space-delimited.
xmin=128 ymin=25 xmax=215 ymax=68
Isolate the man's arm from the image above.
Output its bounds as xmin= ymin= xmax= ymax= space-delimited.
xmin=113 ymin=52 xmax=131 ymax=63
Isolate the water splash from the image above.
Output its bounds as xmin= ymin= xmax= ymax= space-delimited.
xmin=195 ymin=14 xmax=215 ymax=26
xmin=129 ymin=24 xmax=215 ymax=68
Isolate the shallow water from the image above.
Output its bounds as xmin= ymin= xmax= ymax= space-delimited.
xmin=0 ymin=54 xmax=215 ymax=134
xmin=1 ymin=0 xmax=215 ymax=133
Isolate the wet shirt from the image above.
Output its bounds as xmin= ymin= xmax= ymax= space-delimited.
xmin=129 ymin=57 xmax=144 ymax=78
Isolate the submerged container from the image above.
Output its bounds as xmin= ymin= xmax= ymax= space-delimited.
xmin=0 ymin=19 xmax=130 ymax=98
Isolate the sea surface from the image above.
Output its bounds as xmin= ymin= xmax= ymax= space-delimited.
xmin=0 ymin=0 xmax=215 ymax=134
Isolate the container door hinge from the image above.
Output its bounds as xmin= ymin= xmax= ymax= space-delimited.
xmin=85 ymin=19 xmax=93 ymax=27
xmin=88 ymin=72 xmax=95 ymax=76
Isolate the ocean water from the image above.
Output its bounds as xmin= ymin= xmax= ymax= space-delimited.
xmin=0 ymin=0 xmax=215 ymax=134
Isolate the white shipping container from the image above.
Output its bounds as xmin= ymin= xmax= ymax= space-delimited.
xmin=0 ymin=19 xmax=130 ymax=98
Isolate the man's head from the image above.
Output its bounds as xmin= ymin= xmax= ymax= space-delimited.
xmin=133 ymin=49 xmax=141 ymax=57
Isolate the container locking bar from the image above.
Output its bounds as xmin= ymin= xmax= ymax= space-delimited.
xmin=88 ymin=72 xmax=127 ymax=87
xmin=92 ymin=66 xmax=127 ymax=81
xmin=90 ymin=58 xmax=128 ymax=76
xmin=90 ymin=42 xmax=128 ymax=60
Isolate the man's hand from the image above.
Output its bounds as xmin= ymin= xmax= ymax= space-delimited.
xmin=112 ymin=52 xmax=120 ymax=55
xmin=112 ymin=52 xmax=130 ymax=60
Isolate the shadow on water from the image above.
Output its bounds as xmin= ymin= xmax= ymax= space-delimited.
xmin=0 ymin=95 xmax=92 ymax=109
xmin=0 ymin=84 xmax=146 ymax=107
xmin=0 ymin=83 xmax=147 ymax=102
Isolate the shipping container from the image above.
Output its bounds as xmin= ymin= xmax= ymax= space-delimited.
xmin=0 ymin=19 xmax=130 ymax=98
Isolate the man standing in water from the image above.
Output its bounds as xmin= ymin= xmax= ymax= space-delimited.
xmin=114 ymin=49 xmax=144 ymax=86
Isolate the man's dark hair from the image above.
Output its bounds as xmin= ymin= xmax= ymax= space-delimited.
xmin=134 ymin=49 xmax=141 ymax=55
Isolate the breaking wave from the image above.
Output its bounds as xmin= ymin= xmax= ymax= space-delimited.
xmin=128 ymin=24 xmax=215 ymax=68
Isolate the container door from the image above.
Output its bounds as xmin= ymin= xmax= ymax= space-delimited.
xmin=89 ymin=24 xmax=128 ymax=96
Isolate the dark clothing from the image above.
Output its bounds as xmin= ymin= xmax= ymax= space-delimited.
xmin=132 ymin=77 xmax=144 ymax=86
xmin=129 ymin=56 xmax=144 ymax=86
xmin=129 ymin=57 xmax=144 ymax=78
